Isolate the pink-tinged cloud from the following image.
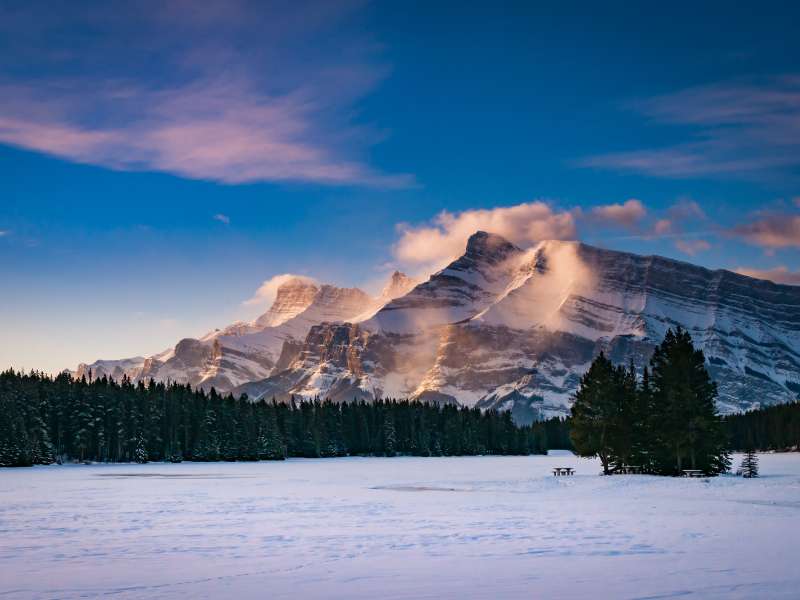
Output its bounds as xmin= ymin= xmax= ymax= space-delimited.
xmin=579 ymin=77 xmax=800 ymax=180
xmin=0 ymin=79 xmax=413 ymax=188
xmin=730 ymin=214 xmax=800 ymax=249
xmin=735 ymin=266 xmax=800 ymax=286
xmin=674 ymin=239 xmax=711 ymax=256
xmin=589 ymin=199 xmax=646 ymax=228
xmin=393 ymin=201 xmax=579 ymax=273
xmin=653 ymin=219 xmax=673 ymax=235
xmin=0 ymin=2 xmax=412 ymax=188
xmin=393 ymin=199 xmax=662 ymax=272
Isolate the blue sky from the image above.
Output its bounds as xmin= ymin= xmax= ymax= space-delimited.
xmin=2 ymin=0 xmax=799 ymax=373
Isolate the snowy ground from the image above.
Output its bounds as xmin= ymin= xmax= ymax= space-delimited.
xmin=2 ymin=453 xmax=799 ymax=600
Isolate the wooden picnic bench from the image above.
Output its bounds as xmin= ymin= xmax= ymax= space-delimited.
xmin=552 ymin=467 xmax=575 ymax=476
xmin=614 ymin=465 xmax=643 ymax=475
xmin=681 ymin=469 xmax=705 ymax=478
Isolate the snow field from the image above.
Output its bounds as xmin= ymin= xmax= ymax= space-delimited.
xmin=1 ymin=452 xmax=799 ymax=599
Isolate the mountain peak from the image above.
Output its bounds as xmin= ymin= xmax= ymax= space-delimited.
xmin=389 ymin=269 xmax=409 ymax=280
xmin=277 ymin=275 xmax=319 ymax=293
xmin=365 ymin=231 xmax=525 ymax=334
xmin=314 ymin=284 xmax=372 ymax=307
xmin=255 ymin=276 xmax=320 ymax=329
xmin=464 ymin=231 xmax=520 ymax=262
xmin=381 ymin=271 xmax=416 ymax=299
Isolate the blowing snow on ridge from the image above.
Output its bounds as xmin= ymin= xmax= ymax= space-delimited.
xmin=77 ymin=231 xmax=800 ymax=423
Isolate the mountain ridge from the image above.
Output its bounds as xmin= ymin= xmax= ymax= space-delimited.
xmin=233 ymin=232 xmax=800 ymax=421
xmin=77 ymin=231 xmax=800 ymax=422
xmin=75 ymin=272 xmax=413 ymax=392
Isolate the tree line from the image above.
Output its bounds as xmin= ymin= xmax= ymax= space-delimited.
xmin=0 ymin=369 xmax=545 ymax=467
xmin=723 ymin=401 xmax=800 ymax=452
xmin=3 ymin=327 xmax=795 ymax=469
xmin=569 ymin=327 xmax=730 ymax=475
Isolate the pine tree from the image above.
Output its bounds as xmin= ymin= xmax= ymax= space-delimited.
xmin=741 ymin=449 xmax=759 ymax=478
xmin=0 ymin=387 xmax=28 ymax=466
xmin=649 ymin=327 xmax=730 ymax=475
xmin=383 ymin=410 xmax=397 ymax=457
xmin=443 ymin=405 xmax=462 ymax=455
xmin=71 ymin=381 xmax=93 ymax=462
xmin=413 ymin=406 xmax=431 ymax=456
xmin=299 ymin=401 xmax=320 ymax=457
xmin=134 ymin=434 xmax=148 ymax=463
xmin=569 ymin=352 xmax=618 ymax=474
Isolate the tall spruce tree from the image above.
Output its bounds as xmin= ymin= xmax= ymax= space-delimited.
xmin=649 ymin=327 xmax=730 ymax=475
xmin=569 ymin=352 xmax=619 ymax=474
xmin=383 ymin=410 xmax=397 ymax=457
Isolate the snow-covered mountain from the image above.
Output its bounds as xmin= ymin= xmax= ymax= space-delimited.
xmin=74 ymin=356 xmax=147 ymax=382
xmin=75 ymin=272 xmax=414 ymax=393
xmin=77 ymin=231 xmax=800 ymax=422
xmin=235 ymin=231 xmax=800 ymax=422
xmin=365 ymin=232 xmax=524 ymax=334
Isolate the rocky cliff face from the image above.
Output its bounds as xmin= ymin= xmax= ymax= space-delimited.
xmin=254 ymin=278 xmax=319 ymax=329
xmin=237 ymin=232 xmax=800 ymax=421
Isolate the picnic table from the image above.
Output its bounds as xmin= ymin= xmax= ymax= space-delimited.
xmin=681 ymin=469 xmax=705 ymax=478
xmin=615 ymin=465 xmax=643 ymax=475
xmin=552 ymin=467 xmax=575 ymax=476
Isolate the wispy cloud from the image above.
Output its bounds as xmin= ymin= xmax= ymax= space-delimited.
xmin=735 ymin=266 xmax=800 ymax=285
xmin=213 ymin=213 xmax=231 ymax=225
xmin=580 ymin=77 xmax=800 ymax=180
xmin=589 ymin=199 xmax=646 ymax=229
xmin=0 ymin=230 xmax=8 ymax=237
xmin=393 ymin=201 xmax=580 ymax=273
xmin=0 ymin=1 xmax=412 ymax=188
xmin=729 ymin=213 xmax=800 ymax=248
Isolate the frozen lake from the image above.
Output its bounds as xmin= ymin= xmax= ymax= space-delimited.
xmin=2 ymin=452 xmax=799 ymax=599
